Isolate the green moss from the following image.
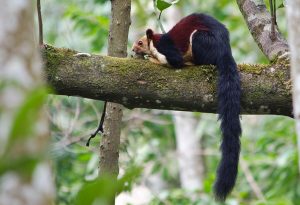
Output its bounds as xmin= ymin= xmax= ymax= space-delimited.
xmin=110 ymin=58 xmax=218 ymax=98
xmin=42 ymin=45 xmax=292 ymax=115
xmin=238 ymin=63 xmax=267 ymax=74
xmin=42 ymin=44 xmax=77 ymax=82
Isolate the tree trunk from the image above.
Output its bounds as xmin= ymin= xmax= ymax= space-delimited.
xmin=99 ymin=0 xmax=131 ymax=204
xmin=0 ymin=1 xmax=54 ymax=205
xmin=173 ymin=112 xmax=205 ymax=191
xmin=287 ymin=1 xmax=300 ymax=173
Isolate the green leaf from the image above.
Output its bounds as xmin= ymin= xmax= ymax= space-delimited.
xmin=63 ymin=5 xmax=109 ymax=52
xmin=74 ymin=166 xmax=142 ymax=205
xmin=8 ymin=87 xmax=48 ymax=144
xmin=75 ymin=176 xmax=117 ymax=205
xmin=0 ymin=156 xmax=40 ymax=177
xmin=156 ymin=0 xmax=172 ymax=11
xmin=117 ymin=166 xmax=142 ymax=193
xmin=93 ymin=0 xmax=108 ymax=4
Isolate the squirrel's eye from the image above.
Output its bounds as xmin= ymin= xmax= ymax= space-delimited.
xmin=138 ymin=41 xmax=143 ymax=46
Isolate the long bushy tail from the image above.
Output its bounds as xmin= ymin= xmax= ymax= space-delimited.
xmin=214 ymin=53 xmax=241 ymax=201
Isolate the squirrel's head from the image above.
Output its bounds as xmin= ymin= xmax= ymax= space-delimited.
xmin=131 ymin=29 xmax=154 ymax=56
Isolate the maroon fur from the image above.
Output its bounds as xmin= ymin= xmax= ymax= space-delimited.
xmin=168 ymin=14 xmax=208 ymax=53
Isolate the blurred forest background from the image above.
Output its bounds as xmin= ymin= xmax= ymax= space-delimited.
xmin=39 ymin=0 xmax=298 ymax=204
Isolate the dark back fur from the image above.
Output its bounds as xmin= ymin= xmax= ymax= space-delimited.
xmin=155 ymin=34 xmax=184 ymax=68
xmin=155 ymin=13 xmax=242 ymax=201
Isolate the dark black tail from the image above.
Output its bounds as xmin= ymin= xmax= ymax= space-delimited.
xmin=214 ymin=53 xmax=241 ymax=201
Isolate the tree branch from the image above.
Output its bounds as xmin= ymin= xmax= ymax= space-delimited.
xmin=37 ymin=0 xmax=43 ymax=46
xmin=237 ymin=0 xmax=289 ymax=61
xmin=43 ymin=45 xmax=292 ymax=117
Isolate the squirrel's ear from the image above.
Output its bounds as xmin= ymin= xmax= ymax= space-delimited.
xmin=146 ymin=29 xmax=154 ymax=40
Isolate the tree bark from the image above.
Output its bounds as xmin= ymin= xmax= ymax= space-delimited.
xmin=287 ymin=1 xmax=300 ymax=173
xmin=99 ymin=0 xmax=131 ymax=204
xmin=237 ymin=0 xmax=289 ymax=61
xmin=43 ymin=45 xmax=292 ymax=117
xmin=0 ymin=1 xmax=54 ymax=205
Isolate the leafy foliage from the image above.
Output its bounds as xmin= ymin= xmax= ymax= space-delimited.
xmin=152 ymin=0 xmax=181 ymax=12
xmin=64 ymin=5 xmax=109 ymax=52
xmin=156 ymin=0 xmax=172 ymax=12
xmin=0 ymin=84 xmax=48 ymax=177
xmin=75 ymin=166 xmax=141 ymax=205
xmin=9 ymin=87 xmax=49 ymax=144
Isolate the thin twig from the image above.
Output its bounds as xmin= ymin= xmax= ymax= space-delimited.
xmin=37 ymin=0 xmax=43 ymax=46
xmin=158 ymin=11 xmax=162 ymax=20
xmin=273 ymin=0 xmax=277 ymax=25
xmin=269 ymin=0 xmax=276 ymax=41
xmin=152 ymin=0 xmax=166 ymax=33
xmin=157 ymin=11 xmax=166 ymax=33
xmin=86 ymin=101 xmax=107 ymax=146
xmin=240 ymin=157 xmax=266 ymax=201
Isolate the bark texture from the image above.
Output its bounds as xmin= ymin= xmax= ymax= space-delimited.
xmin=43 ymin=45 xmax=292 ymax=117
xmin=287 ymin=1 xmax=300 ymax=173
xmin=99 ymin=0 xmax=131 ymax=180
xmin=0 ymin=1 xmax=54 ymax=205
xmin=237 ymin=0 xmax=289 ymax=61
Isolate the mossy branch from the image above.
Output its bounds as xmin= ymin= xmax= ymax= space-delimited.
xmin=43 ymin=45 xmax=292 ymax=117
